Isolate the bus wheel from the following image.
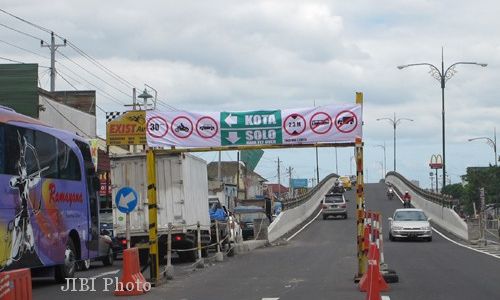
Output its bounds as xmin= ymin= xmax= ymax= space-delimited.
xmin=102 ymin=248 xmax=114 ymax=266
xmin=55 ymin=239 xmax=77 ymax=283
xmin=78 ymin=259 xmax=91 ymax=271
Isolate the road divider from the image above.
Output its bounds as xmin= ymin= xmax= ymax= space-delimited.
xmin=0 ymin=268 xmax=32 ymax=300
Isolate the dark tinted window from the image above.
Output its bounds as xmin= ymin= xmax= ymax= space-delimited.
xmin=57 ymin=141 xmax=81 ymax=181
xmin=34 ymin=130 xmax=58 ymax=179
xmin=325 ymin=195 xmax=344 ymax=203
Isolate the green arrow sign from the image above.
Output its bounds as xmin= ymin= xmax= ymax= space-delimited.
xmin=220 ymin=110 xmax=282 ymax=146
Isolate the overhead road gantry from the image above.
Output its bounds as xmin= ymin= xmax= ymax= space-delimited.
xmin=106 ymin=92 xmax=367 ymax=284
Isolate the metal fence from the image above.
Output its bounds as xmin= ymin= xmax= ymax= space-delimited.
xmin=386 ymin=171 xmax=453 ymax=208
xmin=282 ymin=173 xmax=338 ymax=210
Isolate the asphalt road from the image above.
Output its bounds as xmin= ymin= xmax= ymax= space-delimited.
xmin=366 ymin=182 xmax=500 ymax=300
xmin=32 ymin=183 xmax=500 ymax=299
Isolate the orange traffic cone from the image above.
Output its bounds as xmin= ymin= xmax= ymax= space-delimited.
xmin=365 ymin=260 xmax=382 ymax=300
xmin=114 ymin=248 xmax=149 ymax=296
xmin=359 ymin=243 xmax=389 ymax=292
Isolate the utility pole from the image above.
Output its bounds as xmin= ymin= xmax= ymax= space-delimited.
xmin=217 ymin=151 xmax=222 ymax=186
xmin=277 ymin=157 xmax=281 ymax=201
xmin=41 ymin=32 xmax=66 ymax=92
xmin=288 ymin=166 xmax=293 ymax=198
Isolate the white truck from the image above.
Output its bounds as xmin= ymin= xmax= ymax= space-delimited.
xmin=110 ymin=152 xmax=211 ymax=262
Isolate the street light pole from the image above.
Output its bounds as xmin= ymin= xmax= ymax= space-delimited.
xmin=377 ymin=113 xmax=413 ymax=172
xmin=468 ymin=127 xmax=498 ymax=167
xmin=398 ymin=48 xmax=487 ymax=188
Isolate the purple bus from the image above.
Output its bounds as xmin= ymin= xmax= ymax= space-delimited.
xmin=0 ymin=106 xmax=110 ymax=282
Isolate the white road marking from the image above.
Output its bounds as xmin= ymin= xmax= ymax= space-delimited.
xmin=262 ymin=298 xmax=280 ymax=300
xmin=286 ymin=209 xmax=323 ymax=241
xmin=89 ymin=269 xmax=120 ymax=279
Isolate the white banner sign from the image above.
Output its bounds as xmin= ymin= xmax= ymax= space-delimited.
xmin=146 ymin=104 xmax=362 ymax=148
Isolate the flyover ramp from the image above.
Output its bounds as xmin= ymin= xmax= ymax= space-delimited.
xmin=365 ymin=183 xmax=500 ymax=300
xmin=268 ymin=174 xmax=338 ymax=243
xmin=386 ymin=172 xmax=468 ymax=241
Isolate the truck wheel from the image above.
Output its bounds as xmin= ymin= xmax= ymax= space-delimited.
xmin=179 ymin=250 xmax=196 ymax=262
xmin=55 ymin=238 xmax=77 ymax=283
xmin=323 ymin=215 xmax=327 ymax=220
xmin=139 ymin=249 xmax=149 ymax=266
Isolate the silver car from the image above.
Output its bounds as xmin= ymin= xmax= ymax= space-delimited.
xmin=322 ymin=193 xmax=347 ymax=219
xmin=388 ymin=209 xmax=432 ymax=242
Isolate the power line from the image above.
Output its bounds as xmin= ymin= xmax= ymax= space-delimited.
xmin=57 ymin=50 xmax=131 ymax=98
xmin=0 ymin=22 xmax=43 ymax=41
xmin=41 ymin=97 xmax=92 ymax=138
xmin=55 ymin=69 xmax=77 ymax=90
xmin=56 ymin=61 xmax=127 ymax=107
xmin=0 ymin=8 xmax=51 ymax=33
xmin=0 ymin=38 xmax=50 ymax=60
xmin=66 ymin=42 xmax=136 ymax=89
xmin=0 ymin=56 xmax=25 ymax=64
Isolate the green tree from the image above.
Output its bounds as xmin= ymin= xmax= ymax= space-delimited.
xmin=441 ymin=183 xmax=464 ymax=199
xmin=460 ymin=166 xmax=500 ymax=215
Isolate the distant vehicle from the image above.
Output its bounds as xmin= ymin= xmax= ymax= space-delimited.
xmin=388 ymin=209 xmax=432 ymax=242
xmin=322 ymin=193 xmax=347 ymax=220
xmin=234 ymin=206 xmax=267 ymax=240
xmin=350 ymin=175 xmax=357 ymax=185
xmin=199 ymin=124 xmax=215 ymax=131
xmin=339 ymin=176 xmax=352 ymax=190
xmin=330 ymin=179 xmax=345 ymax=194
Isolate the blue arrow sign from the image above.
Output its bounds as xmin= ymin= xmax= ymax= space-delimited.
xmin=115 ymin=186 xmax=138 ymax=214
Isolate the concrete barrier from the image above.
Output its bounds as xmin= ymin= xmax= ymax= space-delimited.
xmin=267 ymin=176 xmax=337 ymax=243
xmin=386 ymin=175 xmax=468 ymax=241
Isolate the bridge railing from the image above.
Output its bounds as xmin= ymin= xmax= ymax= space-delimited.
xmin=386 ymin=171 xmax=453 ymax=208
xmin=282 ymin=173 xmax=338 ymax=210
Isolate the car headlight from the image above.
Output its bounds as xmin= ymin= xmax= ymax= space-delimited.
xmin=421 ymin=226 xmax=432 ymax=231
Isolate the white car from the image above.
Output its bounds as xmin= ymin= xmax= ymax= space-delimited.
xmin=388 ymin=209 xmax=432 ymax=242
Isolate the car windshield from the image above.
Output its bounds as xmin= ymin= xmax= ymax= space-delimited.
xmin=394 ymin=211 xmax=427 ymax=221
xmin=325 ymin=195 xmax=343 ymax=203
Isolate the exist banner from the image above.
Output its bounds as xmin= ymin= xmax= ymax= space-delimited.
xmin=146 ymin=104 xmax=362 ymax=148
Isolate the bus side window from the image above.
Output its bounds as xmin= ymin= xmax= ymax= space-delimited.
xmin=57 ymin=141 xmax=81 ymax=181
xmin=34 ymin=131 xmax=58 ymax=179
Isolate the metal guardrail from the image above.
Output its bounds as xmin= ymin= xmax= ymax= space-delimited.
xmin=282 ymin=173 xmax=339 ymax=210
xmin=386 ymin=171 xmax=453 ymax=207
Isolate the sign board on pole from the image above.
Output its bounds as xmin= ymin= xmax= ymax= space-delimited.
xmin=115 ymin=186 xmax=139 ymax=214
xmin=146 ymin=104 xmax=362 ymax=148
xmin=291 ymin=178 xmax=309 ymax=188
xmin=106 ymin=110 xmax=147 ymax=146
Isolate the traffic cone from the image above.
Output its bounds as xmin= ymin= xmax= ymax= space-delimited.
xmin=114 ymin=248 xmax=149 ymax=296
xmin=359 ymin=243 xmax=389 ymax=292
xmin=365 ymin=260 xmax=382 ymax=300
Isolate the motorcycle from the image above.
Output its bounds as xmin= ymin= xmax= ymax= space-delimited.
xmin=387 ymin=188 xmax=394 ymax=200
xmin=403 ymin=199 xmax=411 ymax=208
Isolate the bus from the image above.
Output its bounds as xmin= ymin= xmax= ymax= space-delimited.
xmin=0 ymin=106 xmax=108 ymax=281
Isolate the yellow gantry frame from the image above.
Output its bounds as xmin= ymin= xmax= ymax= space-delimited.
xmin=144 ymin=93 xmax=366 ymax=283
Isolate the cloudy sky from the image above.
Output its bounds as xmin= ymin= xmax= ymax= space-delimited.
xmin=1 ymin=0 xmax=499 ymax=188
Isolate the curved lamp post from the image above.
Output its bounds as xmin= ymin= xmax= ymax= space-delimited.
xmin=377 ymin=113 xmax=413 ymax=172
xmin=468 ymin=128 xmax=497 ymax=167
xmin=397 ymin=48 xmax=487 ymax=188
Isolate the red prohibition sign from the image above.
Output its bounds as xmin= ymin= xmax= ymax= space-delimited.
xmin=196 ymin=116 xmax=218 ymax=139
xmin=335 ymin=110 xmax=358 ymax=133
xmin=147 ymin=116 xmax=169 ymax=138
xmin=309 ymin=112 xmax=333 ymax=135
xmin=283 ymin=113 xmax=306 ymax=136
xmin=171 ymin=116 xmax=194 ymax=139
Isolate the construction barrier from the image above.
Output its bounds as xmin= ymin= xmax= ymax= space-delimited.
xmin=114 ymin=248 xmax=150 ymax=296
xmin=0 ymin=268 xmax=32 ymax=300
xmin=359 ymin=243 xmax=389 ymax=292
xmin=364 ymin=259 xmax=385 ymax=300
